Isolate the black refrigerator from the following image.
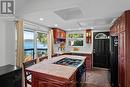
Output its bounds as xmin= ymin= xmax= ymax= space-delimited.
xmin=110 ymin=36 xmax=118 ymax=87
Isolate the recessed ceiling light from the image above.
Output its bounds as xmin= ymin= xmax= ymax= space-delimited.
xmin=40 ymin=18 xmax=44 ymax=21
xmin=91 ymin=27 xmax=94 ymax=29
xmin=54 ymin=24 xmax=58 ymax=27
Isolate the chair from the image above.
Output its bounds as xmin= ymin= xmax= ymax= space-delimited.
xmin=23 ymin=59 xmax=36 ymax=87
xmin=39 ymin=56 xmax=48 ymax=62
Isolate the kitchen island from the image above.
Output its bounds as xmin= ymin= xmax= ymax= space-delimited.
xmin=26 ymin=55 xmax=86 ymax=87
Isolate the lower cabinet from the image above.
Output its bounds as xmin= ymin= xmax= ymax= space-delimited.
xmin=32 ymin=72 xmax=76 ymax=87
xmin=0 ymin=65 xmax=22 ymax=87
xmin=85 ymin=54 xmax=92 ymax=70
xmin=36 ymin=79 xmax=66 ymax=87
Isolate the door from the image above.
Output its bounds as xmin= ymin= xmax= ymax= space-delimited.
xmin=93 ymin=32 xmax=110 ymax=68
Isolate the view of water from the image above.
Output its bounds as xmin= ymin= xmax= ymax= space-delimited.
xmin=24 ymin=40 xmax=48 ymax=58
xmin=24 ymin=40 xmax=47 ymax=49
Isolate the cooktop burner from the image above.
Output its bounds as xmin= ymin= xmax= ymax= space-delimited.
xmin=53 ymin=58 xmax=83 ymax=67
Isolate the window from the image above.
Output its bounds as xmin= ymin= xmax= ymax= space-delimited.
xmin=68 ymin=34 xmax=83 ymax=38
xmin=95 ymin=33 xmax=109 ymax=39
xmin=68 ymin=34 xmax=84 ymax=46
xmin=24 ymin=30 xmax=35 ymax=60
xmin=68 ymin=40 xmax=83 ymax=46
xmin=36 ymin=32 xmax=48 ymax=57
xmin=24 ymin=30 xmax=48 ymax=61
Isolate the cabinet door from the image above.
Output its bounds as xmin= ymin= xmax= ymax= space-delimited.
xmin=38 ymin=80 xmax=63 ymax=87
xmin=119 ymin=32 xmax=126 ymax=58
xmin=35 ymin=79 xmax=66 ymax=87
xmin=120 ymin=14 xmax=126 ymax=32
xmin=118 ymin=32 xmax=126 ymax=87
xmin=85 ymin=54 xmax=92 ymax=70
xmin=53 ymin=29 xmax=58 ymax=43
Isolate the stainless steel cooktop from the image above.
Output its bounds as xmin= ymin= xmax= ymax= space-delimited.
xmin=53 ymin=57 xmax=83 ymax=67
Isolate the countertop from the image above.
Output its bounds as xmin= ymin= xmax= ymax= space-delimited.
xmin=54 ymin=51 xmax=92 ymax=55
xmin=26 ymin=55 xmax=86 ymax=79
xmin=0 ymin=64 xmax=21 ymax=76
xmin=69 ymin=51 xmax=92 ymax=54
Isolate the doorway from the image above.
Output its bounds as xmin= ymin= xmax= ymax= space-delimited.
xmin=93 ymin=32 xmax=110 ymax=68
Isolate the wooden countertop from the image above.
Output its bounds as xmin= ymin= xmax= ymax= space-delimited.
xmin=26 ymin=55 xmax=86 ymax=79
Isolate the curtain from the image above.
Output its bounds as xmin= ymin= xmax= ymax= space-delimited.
xmin=47 ymin=29 xmax=54 ymax=58
xmin=16 ymin=19 xmax=24 ymax=67
xmin=51 ymin=29 xmax=54 ymax=55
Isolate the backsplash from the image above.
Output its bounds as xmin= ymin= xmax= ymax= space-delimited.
xmin=53 ymin=30 xmax=93 ymax=54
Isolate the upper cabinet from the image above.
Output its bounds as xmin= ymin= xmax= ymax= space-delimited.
xmin=86 ymin=29 xmax=92 ymax=44
xmin=53 ymin=28 xmax=66 ymax=43
xmin=110 ymin=10 xmax=130 ymax=87
xmin=110 ymin=13 xmax=126 ymax=36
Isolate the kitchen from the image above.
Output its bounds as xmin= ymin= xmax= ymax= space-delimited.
xmin=0 ymin=0 xmax=130 ymax=87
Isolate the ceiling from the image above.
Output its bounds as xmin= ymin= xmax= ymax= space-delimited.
xmin=15 ymin=0 xmax=130 ymax=31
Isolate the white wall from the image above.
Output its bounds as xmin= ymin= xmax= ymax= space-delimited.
xmin=0 ymin=20 xmax=15 ymax=66
xmin=53 ymin=29 xmax=110 ymax=54
xmin=65 ymin=30 xmax=92 ymax=53
xmin=0 ymin=21 xmax=6 ymax=66
xmin=5 ymin=21 xmax=16 ymax=65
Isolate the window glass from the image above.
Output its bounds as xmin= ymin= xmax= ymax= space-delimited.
xmin=36 ymin=32 xmax=48 ymax=57
xmin=24 ymin=30 xmax=34 ymax=60
xmin=95 ymin=33 xmax=108 ymax=39
xmin=68 ymin=33 xmax=84 ymax=46
xmin=68 ymin=34 xmax=83 ymax=38
xmin=24 ymin=30 xmax=48 ymax=61
xmin=69 ymin=40 xmax=83 ymax=46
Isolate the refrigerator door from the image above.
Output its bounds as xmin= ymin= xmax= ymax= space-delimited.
xmin=110 ymin=36 xmax=118 ymax=87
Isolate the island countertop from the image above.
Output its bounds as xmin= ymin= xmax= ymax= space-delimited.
xmin=26 ymin=55 xmax=86 ymax=79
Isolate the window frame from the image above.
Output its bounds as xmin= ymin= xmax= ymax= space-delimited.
xmin=24 ymin=28 xmax=48 ymax=59
xmin=67 ymin=33 xmax=84 ymax=47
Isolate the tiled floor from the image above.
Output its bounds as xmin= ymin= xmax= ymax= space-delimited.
xmin=27 ymin=68 xmax=111 ymax=87
xmin=84 ymin=68 xmax=111 ymax=87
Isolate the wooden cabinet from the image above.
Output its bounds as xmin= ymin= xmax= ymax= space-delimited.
xmin=118 ymin=32 xmax=126 ymax=87
xmin=85 ymin=54 xmax=92 ymax=70
xmin=32 ymin=71 xmax=76 ymax=87
xmin=53 ymin=28 xmax=66 ymax=43
xmin=35 ymin=79 xmax=66 ymax=87
xmin=110 ymin=10 xmax=130 ymax=87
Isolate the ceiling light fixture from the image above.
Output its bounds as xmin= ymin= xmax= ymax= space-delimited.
xmin=40 ymin=18 xmax=44 ymax=21
xmin=90 ymin=27 xmax=94 ymax=29
xmin=54 ymin=24 xmax=58 ymax=27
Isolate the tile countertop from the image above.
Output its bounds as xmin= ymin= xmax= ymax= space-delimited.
xmin=67 ymin=51 xmax=92 ymax=54
xmin=55 ymin=51 xmax=92 ymax=55
xmin=26 ymin=55 xmax=86 ymax=79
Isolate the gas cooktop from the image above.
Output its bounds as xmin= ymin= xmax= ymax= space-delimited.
xmin=53 ymin=58 xmax=83 ymax=67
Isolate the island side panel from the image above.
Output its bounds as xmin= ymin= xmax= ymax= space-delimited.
xmin=32 ymin=71 xmax=77 ymax=87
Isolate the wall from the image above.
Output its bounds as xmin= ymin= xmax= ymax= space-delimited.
xmin=0 ymin=19 xmax=15 ymax=66
xmin=5 ymin=21 xmax=16 ymax=65
xmin=65 ymin=30 xmax=92 ymax=53
xmin=0 ymin=21 xmax=6 ymax=66
xmin=53 ymin=29 xmax=110 ymax=54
